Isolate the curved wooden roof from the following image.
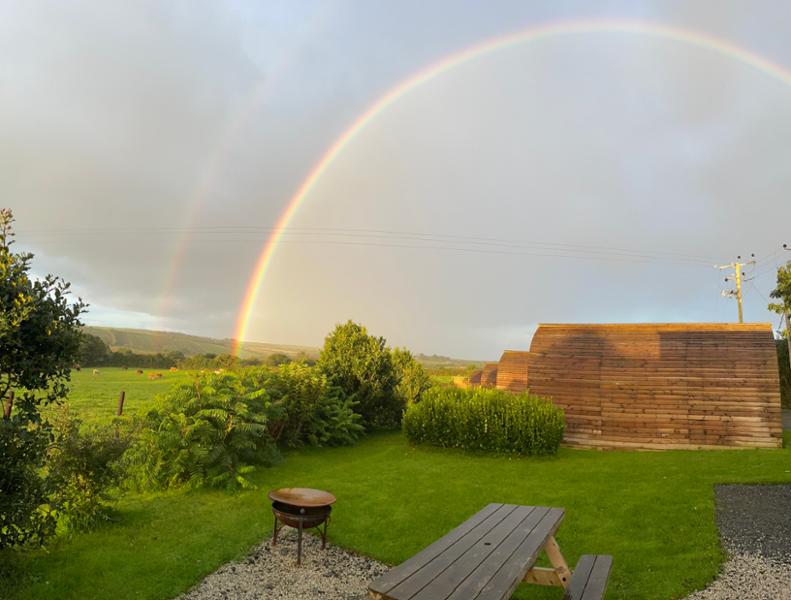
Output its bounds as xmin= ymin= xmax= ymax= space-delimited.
xmin=480 ymin=363 xmax=499 ymax=387
xmin=495 ymin=350 xmax=530 ymax=392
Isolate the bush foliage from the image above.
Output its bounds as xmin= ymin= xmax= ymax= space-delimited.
xmin=45 ymin=407 xmax=129 ymax=532
xmin=0 ymin=209 xmax=85 ymax=549
xmin=244 ymin=363 xmax=363 ymax=448
xmin=122 ymin=372 xmax=278 ymax=492
xmin=403 ymin=387 xmax=565 ymax=455
xmin=123 ymin=365 xmax=364 ymax=492
xmin=777 ymin=339 xmax=791 ymax=408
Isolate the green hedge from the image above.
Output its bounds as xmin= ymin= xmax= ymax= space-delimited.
xmin=777 ymin=339 xmax=791 ymax=408
xmin=403 ymin=387 xmax=564 ymax=455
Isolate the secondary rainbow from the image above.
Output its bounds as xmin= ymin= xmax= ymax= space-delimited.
xmin=231 ymin=18 xmax=791 ymax=354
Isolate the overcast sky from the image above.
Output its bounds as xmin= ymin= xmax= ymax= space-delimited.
xmin=4 ymin=0 xmax=791 ymax=359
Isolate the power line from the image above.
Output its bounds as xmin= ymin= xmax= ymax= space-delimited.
xmin=16 ymin=225 xmax=723 ymax=265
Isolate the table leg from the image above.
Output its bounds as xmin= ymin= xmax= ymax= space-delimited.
xmin=524 ymin=535 xmax=572 ymax=588
xmin=544 ymin=536 xmax=572 ymax=587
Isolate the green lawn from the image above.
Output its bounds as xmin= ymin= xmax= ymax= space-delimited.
xmin=5 ymin=421 xmax=791 ymax=600
xmin=51 ymin=367 xmax=195 ymax=426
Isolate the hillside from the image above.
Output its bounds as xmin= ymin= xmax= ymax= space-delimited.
xmin=83 ymin=327 xmax=319 ymax=360
xmin=83 ymin=326 xmax=482 ymax=368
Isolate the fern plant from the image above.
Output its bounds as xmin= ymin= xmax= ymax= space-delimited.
xmin=123 ymin=372 xmax=279 ymax=492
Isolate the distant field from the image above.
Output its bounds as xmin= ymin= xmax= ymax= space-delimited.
xmin=84 ymin=326 xmax=320 ymax=361
xmin=57 ymin=368 xmax=193 ymax=426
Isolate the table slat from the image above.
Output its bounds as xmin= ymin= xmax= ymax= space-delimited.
xmin=368 ymin=503 xmax=509 ymax=596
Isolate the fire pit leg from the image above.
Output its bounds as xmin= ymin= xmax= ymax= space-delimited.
xmin=272 ymin=514 xmax=280 ymax=546
xmin=297 ymin=517 xmax=303 ymax=566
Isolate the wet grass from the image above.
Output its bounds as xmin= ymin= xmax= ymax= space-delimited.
xmin=5 ymin=427 xmax=791 ymax=600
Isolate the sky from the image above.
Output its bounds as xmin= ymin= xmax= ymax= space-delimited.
xmin=3 ymin=0 xmax=791 ymax=359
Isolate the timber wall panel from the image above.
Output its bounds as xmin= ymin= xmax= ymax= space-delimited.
xmin=526 ymin=323 xmax=783 ymax=449
xmin=495 ymin=351 xmax=530 ymax=392
xmin=480 ymin=363 xmax=499 ymax=387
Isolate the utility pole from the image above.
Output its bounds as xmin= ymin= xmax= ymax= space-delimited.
xmin=717 ymin=254 xmax=755 ymax=323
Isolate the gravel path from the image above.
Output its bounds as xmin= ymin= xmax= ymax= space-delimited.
xmin=782 ymin=408 xmax=791 ymax=430
xmin=685 ymin=484 xmax=791 ymax=600
xmin=177 ymin=529 xmax=388 ymax=600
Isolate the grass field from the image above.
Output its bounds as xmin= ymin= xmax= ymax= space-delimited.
xmin=55 ymin=368 xmax=195 ymax=426
xmin=6 ymin=369 xmax=791 ymax=600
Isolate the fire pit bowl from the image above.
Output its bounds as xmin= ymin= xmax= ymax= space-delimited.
xmin=268 ymin=487 xmax=336 ymax=565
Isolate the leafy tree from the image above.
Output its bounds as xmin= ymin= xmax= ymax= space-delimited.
xmin=392 ymin=347 xmax=432 ymax=405
xmin=769 ymin=263 xmax=791 ymax=386
xmin=0 ymin=209 xmax=85 ymax=548
xmin=78 ymin=333 xmax=110 ymax=366
xmin=318 ymin=321 xmax=402 ymax=429
xmin=265 ymin=353 xmax=292 ymax=367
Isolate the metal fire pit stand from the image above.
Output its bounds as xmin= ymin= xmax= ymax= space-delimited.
xmin=271 ymin=505 xmax=331 ymax=566
xmin=268 ymin=488 xmax=336 ymax=566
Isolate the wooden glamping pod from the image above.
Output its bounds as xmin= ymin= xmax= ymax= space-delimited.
xmin=527 ymin=323 xmax=783 ymax=449
xmin=480 ymin=363 xmax=499 ymax=387
xmin=495 ymin=351 xmax=530 ymax=392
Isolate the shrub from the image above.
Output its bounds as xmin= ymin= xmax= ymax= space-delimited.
xmin=45 ymin=407 xmax=129 ymax=532
xmin=243 ymin=363 xmax=363 ymax=448
xmin=122 ymin=372 xmax=278 ymax=492
xmin=403 ymin=387 xmax=564 ymax=455
xmin=777 ymin=339 xmax=791 ymax=408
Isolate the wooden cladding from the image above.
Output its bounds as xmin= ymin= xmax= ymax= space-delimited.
xmin=496 ymin=351 xmax=530 ymax=392
xmin=527 ymin=323 xmax=783 ymax=449
xmin=480 ymin=363 xmax=499 ymax=387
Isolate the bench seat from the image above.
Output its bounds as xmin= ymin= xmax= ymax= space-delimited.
xmin=563 ymin=555 xmax=613 ymax=600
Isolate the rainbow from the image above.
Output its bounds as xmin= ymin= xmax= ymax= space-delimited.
xmin=230 ymin=19 xmax=791 ymax=354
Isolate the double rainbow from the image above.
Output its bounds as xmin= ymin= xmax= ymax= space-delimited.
xmin=230 ymin=19 xmax=791 ymax=354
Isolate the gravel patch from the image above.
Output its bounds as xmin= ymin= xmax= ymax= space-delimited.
xmin=685 ymin=554 xmax=791 ymax=600
xmin=684 ymin=485 xmax=791 ymax=600
xmin=177 ymin=529 xmax=388 ymax=600
xmin=782 ymin=409 xmax=791 ymax=431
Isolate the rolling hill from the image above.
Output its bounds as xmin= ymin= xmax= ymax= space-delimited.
xmin=83 ymin=327 xmax=319 ymax=360
xmin=83 ymin=326 xmax=483 ymax=368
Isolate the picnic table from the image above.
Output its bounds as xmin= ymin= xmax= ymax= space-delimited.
xmin=368 ymin=503 xmax=611 ymax=600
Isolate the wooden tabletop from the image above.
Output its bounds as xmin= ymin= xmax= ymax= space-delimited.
xmin=368 ymin=503 xmax=564 ymax=600
xmin=267 ymin=487 xmax=336 ymax=507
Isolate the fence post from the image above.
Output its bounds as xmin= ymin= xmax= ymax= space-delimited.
xmin=117 ymin=390 xmax=125 ymax=416
xmin=2 ymin=391 xmax=13 ymax=419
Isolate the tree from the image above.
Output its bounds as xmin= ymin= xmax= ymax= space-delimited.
xmin=265 ymin=353 xmax=292 ymax=367
xmin=392 ymin=347 xmax=432 ymax=406
xmin=768 ymin=263 xmax=791 ymax=378
xmin=0 ymin=209 xmax=86 ymax=548
xmin=318 ymin=321 xmax=402 ymax=429
xmin=78 ymin=333 xmax=110 ymax=366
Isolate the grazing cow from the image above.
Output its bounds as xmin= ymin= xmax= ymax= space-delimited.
xmin=169 ymin=367 xmax=178 ymax=372
xmin=92 ymin=369 xmax=100 ymax=375
xmin=136 ymin=369 xmax=144 ymax=375
xmin=74 ymin=364 xmax=81 ymax=371
xmin=147 ymin=372 xmax=163 ymax=380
